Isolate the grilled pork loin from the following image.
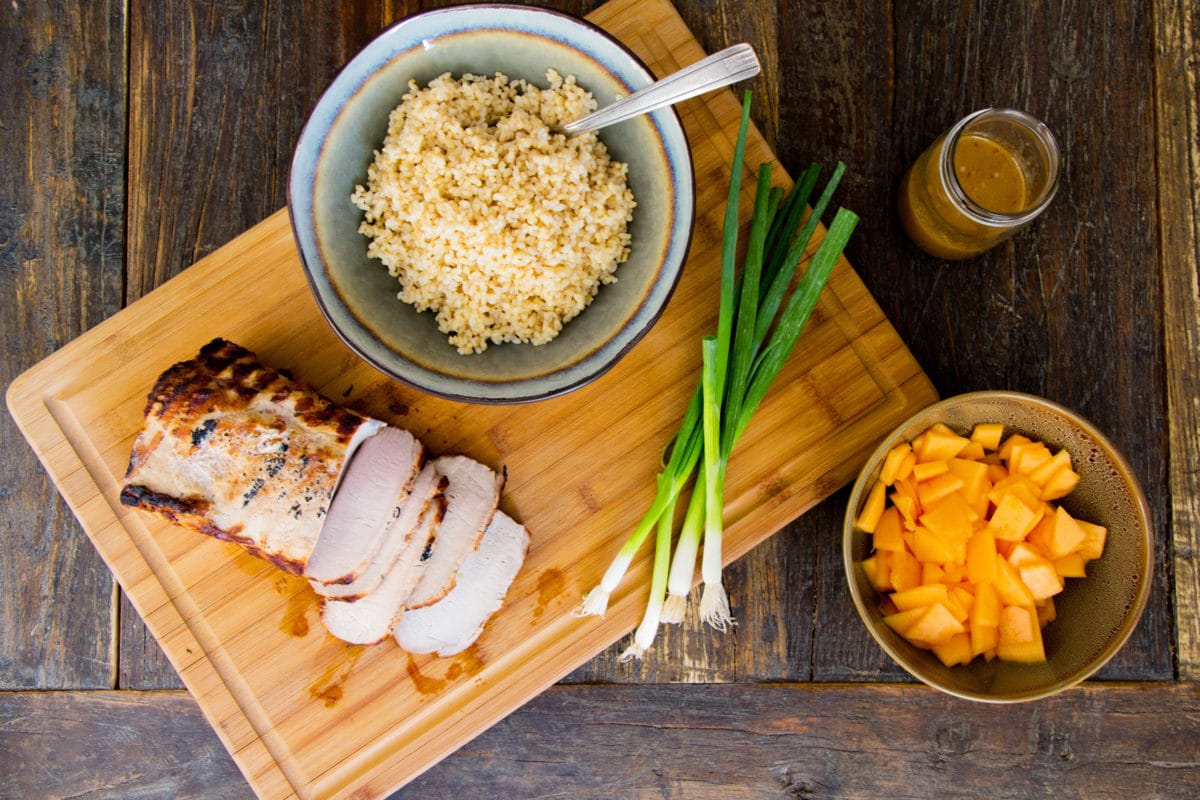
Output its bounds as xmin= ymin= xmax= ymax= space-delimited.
xmin=313 ymin=463 xmax=446 ymax=601
xmin=120 ymin=338 xmax=384 ymax=574
xmin=404 ymin=455 xmax=505 ymax=609
xmin=122 ymin=339 xmax=531 ymax=656
xmin=304 ymin=426 xmax=423 ymax=586
xmin=394 ymin=511 xmax=530 ymax=656
xmin=320 ymin=488 xmax=447 ymax=645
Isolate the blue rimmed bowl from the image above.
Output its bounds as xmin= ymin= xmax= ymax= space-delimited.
xmin=288 ymin=4 xmax=694 ymax=403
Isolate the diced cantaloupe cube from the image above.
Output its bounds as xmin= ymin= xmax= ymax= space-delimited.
xmin=1053 ymin=552 xmax=1087 ymax=579
xmin=1019 ymin=560 xmax=1064 ymax=601
xmin=917 ymin=473 xmax=966 ymax=509
xmin=856 ymin=480 xmax=888 ymax=533
xmin=971 ymin=423 xmax=1005 ymax=451
xmin=993 ymin=556 xmax=1036 ymax=607
xmin=959 ymin=441 xmax=986 ymax=460
xmin=890 ymin=490 xmax=919 ymax=531
xmin=871 ymin=506 xmax=906 ymax=552
xmin=1039 ymin=468 xmax=1080 ymax=501
xmin=919 ymin=493 xmax=975 ymax=541
xmin=966 ymin=528 xmax=999 ymax=584
xmin=1075 ymin=519 xmax=1108 ymax=561
xmin=895 ymin=450 xmax=918 ymax=483
xmin=912 ymin=459 xmax=950 ymax=482
xmin=879 ymin=443 xmax=913 ymax=486
xmin=922 ymin=562 xmax=945 ymax=584
xmin=1027 ymin=505 xmax=1087 ymax=559
xmin=986 ymin=461 xmax=1010 ymax=484
xmin=1009 ymin=441 xmax=1053 ymax=476
xmin=869 ymin=553 xmax=894 ymax=592
xmin=889 ymin=547 xmax=922 ymax=592
xmin=989 ymin=475 xmax=1045 ymax=516
xmin=891 ymin=583 xmax=950 ymax=612
xmin=998 ymin=434 xmax=1033 ymax=462
xmin=971 ymin=581 xmax=1001 ymax=628
xmin=986 ymin=494 xmax=1039 ymax=541
xmin=1006 ymin=541 xmax=1044 ymax=567
xmin=999 ymin=605 xmax=1036 ymax=643
xmin=950 ymin=585 xmax=976 ymax=618
xmin=933 ymin=632 xmax=974 ymax=666
xmin=913 ymin=527 xmax=956 ymax=564
xmin=997 ymin=632 xmax=1046 ymax=663
xmin=905 ymin=602 xmax=965 ymax=645
xmin=946 ymin=457 xmax=991 ymax=505
xmin=883 ymin=606 xmax=927 ymax=636
xmin=1027 ymin=449 xmax=1072 ymax=487
xmin=942 ymin=562 xmax=966 ymax=584
xmin=998 ymin=607 xmax=1046 ymax=662
xmin=916 ymin=427 xmax=972 ymax=462
xmin=971 ymin=623 xmax=1000 ymax=657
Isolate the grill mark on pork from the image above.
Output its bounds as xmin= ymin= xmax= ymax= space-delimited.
xmin=122 ymin=338 xmax=385 ymax=573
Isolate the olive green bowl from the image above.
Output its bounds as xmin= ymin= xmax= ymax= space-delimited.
xmin=843 ymin=391 xmax=1153 ymax=702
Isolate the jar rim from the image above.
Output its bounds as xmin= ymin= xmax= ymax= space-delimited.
xmin=938 ymin=108 xmax=1061 ymax=227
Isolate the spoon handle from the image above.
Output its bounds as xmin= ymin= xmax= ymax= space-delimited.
xmin=558 ymin=43 xmax=761 ymax=136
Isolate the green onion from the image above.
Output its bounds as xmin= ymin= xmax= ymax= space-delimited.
xmin=579 ymin=90 xmax=859 ymax=657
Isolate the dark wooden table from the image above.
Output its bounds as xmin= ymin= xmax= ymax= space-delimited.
xmin=2 ymin=1 xmax=1198 ymax=797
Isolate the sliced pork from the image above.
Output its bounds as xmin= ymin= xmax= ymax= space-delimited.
xmin=404 ymin=455 xmax=505 ymax=609
xmin=313 ymin=463 xmax=446 ymax=600
xmin=394 ymin=511 xmax=530 ymax=656
xmin=120 ymin=338 xmax=385 ymax=574
xmin=321 ymin=490 xmax=447 ymax=645
xmin=304 ymin=426 xmax=423 ymax=586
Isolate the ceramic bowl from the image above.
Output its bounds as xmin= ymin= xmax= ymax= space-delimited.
xmin=288 ymin=4 xmax=694 ymax=403
xmin=843 ymin=391 xmax=1153 ymax=702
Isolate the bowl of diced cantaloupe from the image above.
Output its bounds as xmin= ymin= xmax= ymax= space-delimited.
xmin=843 ymin=391 xmax=1153 ymax=702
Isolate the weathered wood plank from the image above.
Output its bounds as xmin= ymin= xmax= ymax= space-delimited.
xmin=794 ymin=0 xmax=1173 ymax=680
xmin=0 ymin=0 xmax=125 ymax=690
xmin=2 ymin=684 xmax=1197 ymax=799
xmin=116 ymin=0 xmax=418 ymax=690
xmin=1153 ymin=0 xmax=1200 ymax=679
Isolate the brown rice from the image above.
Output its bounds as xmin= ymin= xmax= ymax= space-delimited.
xmin=351 ymin=70 xmax=636 ymax=354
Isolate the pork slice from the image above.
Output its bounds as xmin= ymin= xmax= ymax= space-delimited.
xmin=403 ymin=455 xmax=505 ymax=610
xmin=320 ymin=489 xmax=446 ymax=645
xmin=393 ymin=511 xmax=530 ymax=656
xmin=304 ymin=426 xmax=423 ymax=585
xmin=120 ymin=338 xmax=385 ymax=574
xmin=313 ymin=464 xmax=445 ymax=600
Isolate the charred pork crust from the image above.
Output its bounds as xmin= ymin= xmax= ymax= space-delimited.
xmin=129 ymin=339 xmax=364 ymax=472
xmin=119 ymin=483 xmax=305 ymax=575
xmin=121 ymin=338 xmax=381 ymax=574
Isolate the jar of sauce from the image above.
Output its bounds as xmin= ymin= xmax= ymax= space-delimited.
xmin=898 ymin=108 xmax=1060 ymax=259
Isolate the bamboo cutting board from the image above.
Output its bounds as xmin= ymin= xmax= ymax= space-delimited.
xmin=6 ymin=0 xmax=936 ymax=797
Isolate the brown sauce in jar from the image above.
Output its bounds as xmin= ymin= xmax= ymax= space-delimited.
xmin=953 ymin=134 xmax=1027 ymax=214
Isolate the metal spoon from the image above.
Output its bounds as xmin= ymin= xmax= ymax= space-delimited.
xmin=557 ymin=43 xmax=761 ymax=136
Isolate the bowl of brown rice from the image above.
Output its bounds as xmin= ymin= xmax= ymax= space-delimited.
xmin=289 ymin=4 xmax=694 ymax=403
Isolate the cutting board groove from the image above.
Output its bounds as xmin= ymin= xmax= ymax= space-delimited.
xmin=6 ymin=0 xmax=935 ymax=797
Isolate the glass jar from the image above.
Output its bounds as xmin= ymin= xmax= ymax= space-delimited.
xmin=898 ymin=108 xmax=1061 ymax=260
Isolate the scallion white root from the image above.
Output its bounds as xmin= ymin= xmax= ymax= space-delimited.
xmin=661 ymin=468 xmax=706 ymax=624
xmin=619 ymin=478 xmax=676 ymax=661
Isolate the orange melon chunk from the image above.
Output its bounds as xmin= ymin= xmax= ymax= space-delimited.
xmin=860 ymin=422 xmax=1105 ymax=669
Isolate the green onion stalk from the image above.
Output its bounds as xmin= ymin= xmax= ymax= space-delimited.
xmin=576 ymin=90 xmax=860 ymax=655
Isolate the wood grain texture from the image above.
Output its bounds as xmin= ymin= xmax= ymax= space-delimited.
xmin=786 ymin=0 xmax=1173 ymax=681
xmin=3 ymin=684 xmax=1197 ymax=799
xmin=5 ymin=2 xmax=933 ymax=795
xmin=118 ymin=0 xmax=389 ymax=693
xmin=0 ymin=0 xmax=124 ymax=690
xmin=1154 ymin=0 xmax=1200 ymax=680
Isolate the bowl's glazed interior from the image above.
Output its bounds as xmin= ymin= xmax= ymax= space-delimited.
xmin=843 ymin=391 xmax=1153 ymax=702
